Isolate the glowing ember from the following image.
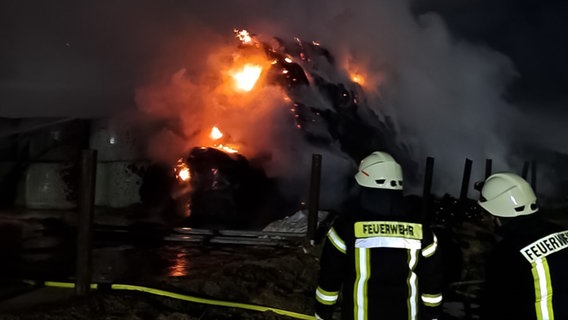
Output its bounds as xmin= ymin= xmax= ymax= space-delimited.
xmin=231 ymin=64 xmax=263 ymax=92
xmin=235 ymin=29 xmax=252 ymax=44
xmin=175 ymin=159 xmax=191 ymax=182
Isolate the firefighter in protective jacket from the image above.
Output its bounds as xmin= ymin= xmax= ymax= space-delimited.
xmin=478 ymin=172 xmax=568 ymax=320
xmin=314 ymin=151 xmax=444 ymax=320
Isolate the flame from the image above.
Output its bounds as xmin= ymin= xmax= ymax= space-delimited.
xmin=231 ymin=64 xmax=263 ymax=92
xmin=210 ymin=126 xmax=223 ymax=140
xmin=209 ymin=127 xmax=239 ymax=153
xmin=175 ymin=159 xmax=191 ymax=182
xmin=216 ymin=144 xmax=239 ymax=153
xmin=350 ymin=73 xmax=366 ymax=86
xmin=235 ymin=29 xmax=253 ymax=44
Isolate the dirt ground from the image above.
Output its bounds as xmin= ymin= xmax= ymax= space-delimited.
xmin=0 ymin=243 xmax=322 ymax=320
xmin=4 ymin=202 xmax=567 ymax=320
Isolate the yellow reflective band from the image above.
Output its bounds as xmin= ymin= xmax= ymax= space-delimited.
xmin=328 ymin=227 xmax=347 ymax=254
xmin=531 ymin=259 xmax=554 ymax=320
xmin=521 ymin=230 xmax=568 ymax=263
xmin=353 ymin=248 xmax=370 ymax=320
xmin=422 ymin=233 xmax=438 ymax=257
xmin=421 ymin=293 xmax=443 ymax=307
xmin=407 ymin=249 xmax=419 ymax=320
xmin=315 ymin=287 xmax=339 ymax=305
xmin=354 ymin=221 xmax=422 ymax=240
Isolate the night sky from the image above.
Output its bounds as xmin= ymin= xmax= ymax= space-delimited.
xmin=415 ymin=0 xmax=568 ymax=107
xmin=1 ymin=0 xmax=567 ymax=199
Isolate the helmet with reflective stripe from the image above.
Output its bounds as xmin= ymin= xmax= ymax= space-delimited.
xmin=478 ymin=172 xmax=538 ymax=217
xmin=354 ymin=151 xmax=403 ymax=190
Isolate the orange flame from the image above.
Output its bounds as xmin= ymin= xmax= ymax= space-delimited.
xmin=350 ymin=72 xmax=366 ymax=86
xmin=235 ymin=29 xmax=253 ymax=44
xmin=210 ymin=126 xmax=223 ymax=140
xmin=175 ymin=158 xmax=191 ymax=182
xmin=216 ymin=144 xmax=239 ymax=153
xmin=209 ymin=127 xmax=239 ymax=153
xmin=231 ymin=64 xmax=263 ymax=92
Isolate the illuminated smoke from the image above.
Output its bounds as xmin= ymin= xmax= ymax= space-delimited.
xmin=129 ymin=0 xmax=566 ymax=206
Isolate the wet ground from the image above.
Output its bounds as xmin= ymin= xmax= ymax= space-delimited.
xmin=0 ymin=208 xmax=322 ymax=319
xmin=0 ymin=243 xmax=321 ymax=320
xmin=0 ymin=205 xmax=566 ymax=319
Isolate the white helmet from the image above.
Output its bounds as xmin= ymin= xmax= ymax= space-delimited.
xmin=354 ymin=151 xmax=403 ymax=190
xmin=478 ymin=172 xmax=538 ymax=218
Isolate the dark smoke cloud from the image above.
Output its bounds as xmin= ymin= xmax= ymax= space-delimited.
xmin=2 ymin=0 xmax=567 ymax=203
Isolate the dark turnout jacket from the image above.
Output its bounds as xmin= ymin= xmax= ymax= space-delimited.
xmin=314 ymin=191 xmax=444 ymax=320
xmin=482 ymin=215 xmax=568 ymax=320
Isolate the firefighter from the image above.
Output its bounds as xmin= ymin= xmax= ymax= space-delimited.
xmin=476 ymin=172 xmax=568 ymax=320
xmin=314 ymin=151 xmax=444 ymax=320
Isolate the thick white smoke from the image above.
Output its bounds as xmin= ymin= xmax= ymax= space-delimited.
xmin=131 ymin=0 xmax=536 ymax=205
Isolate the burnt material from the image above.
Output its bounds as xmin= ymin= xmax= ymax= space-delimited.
xmin=255 ymin=35 xmax=417 ymax=182
xmin=183 ymin=147 xmax=281 ymax=230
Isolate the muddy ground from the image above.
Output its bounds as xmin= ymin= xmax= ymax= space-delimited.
xmin=0 ymin=238 xmax=323 ymax=320
xmin=5 ymin=202 xmax=568 ymax=320
xmin=0 ymin=235 xmax=482 ymax=320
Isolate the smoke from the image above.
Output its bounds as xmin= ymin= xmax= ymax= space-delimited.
xmin=5 ymin=0 xmax=564 ymax=204
xmin=131 ymin=0 xmax=534 ymax=204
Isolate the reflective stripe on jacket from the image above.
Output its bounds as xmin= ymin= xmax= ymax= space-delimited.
xmin=315 ymin=214 xmax=444 ymax=320
xmin=482 ymin=215 xmax=568 ymax=320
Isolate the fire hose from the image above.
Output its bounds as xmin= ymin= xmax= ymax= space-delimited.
xmin=21 ymin=280 xmax=315 ymax=320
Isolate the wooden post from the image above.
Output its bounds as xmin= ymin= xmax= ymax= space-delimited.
xmin=76 ymin=149 xmax=97 ymax=296
xmin=307 ymin=154 xmax=322 ymax=245
xmin=460 ymin=158 xmax=473 ymax=200
xmin=485 ymin=159 xmax=492 ymax=179
xmin=422 ymin=157 xmax=434 ymax=221
xmin=530 ymin=160 xmax=537 ymax=192
xmin=521 ymin=161 xmax=530 ymax=180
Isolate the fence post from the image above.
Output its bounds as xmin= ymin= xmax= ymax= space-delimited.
xmin=522 ymin=161 xmax=530 ymax=180
xmin=307 ymin=154 xmax=322 ymax=245
xmin=422 ymin=157 xmax=434 ymax=221
xmin=530 ymin=160 xmax=537 ymax=192
xmin=460 ymin=158 xmax=473 ymax=200
xmin=76 ymin=149 xmax=97 ymax=296
xmin=485 ymin=159 xmax=492 ymax=179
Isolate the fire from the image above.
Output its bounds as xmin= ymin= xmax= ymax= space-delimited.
xmin=209 ymin=127 xmax=239 ymax=153
xmin=175 ymin=159 xmax=191 ymax=182
xmin=210 ymin=126 xmax=223 ymax=140
xmin=231 ymin=64 xmax=263 ymax=92
xmin=350 ymin=73 xmax=366 ymax=86
xmin=235 ymin=29 xmax=253 ymax=44
xmin=216 ymin=144 xmax=239 ymax=153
